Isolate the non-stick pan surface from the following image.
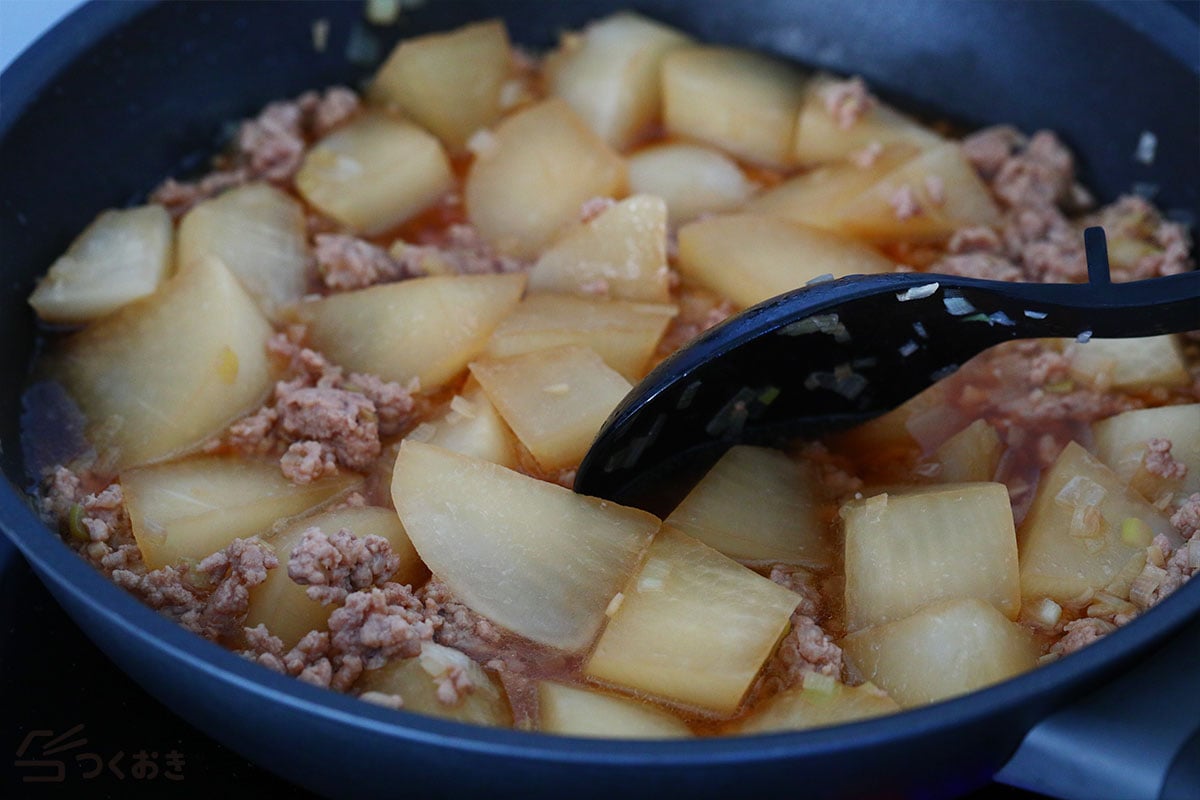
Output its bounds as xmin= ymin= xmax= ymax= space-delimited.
xmin=2 ymin=2 xmax=1198 ymax=798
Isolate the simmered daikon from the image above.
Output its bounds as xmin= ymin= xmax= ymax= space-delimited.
xmin=465 ymin=99 xmax=626 ymax=258
xmin=842 ymin=483 xmax=1020 ymax=631
xmin=841 ymin=597 xmax=1039 ymax=707
xmin=484 ymin=293 xmax=676 ymax=380
xmin=662 ymin=46 xmax=806 ymax=168
xmin=358 ymin=642 xmax=513 ymax=727
xmin=296 ymin=113 xmax=454 ymax=235
xmin=391 ymin=441 xmax=659 ymax=651
xmin=28 ymin=205 xmax=173 ymax=324
xmin=1018 ymin=441 xmax=1179 ymax=605
xmin=122 ymin=456 xmax=360 ymax=570
xmin=370 ymin=20 xmax=512 ymax=152
xmin=729 ymin=677 xmax=900 ymax=734
xmin=584 ymin=527 xmax=801 ymax=715
xmin=527 ymin=195 xmax=671 ymax=303
xmin=177 ymin=183 xmax=309 ymax=320
xmin=420 ymin=383 xmax=519 ymax=469
xmin=545 ymin=12 xmax=690 ymax=150
xmin=665 ymin=445 xmax=831 ymax=568
xmin=296 ymin=273 xmax=526 ymax=391
xmin=52 ymin=256 xmax=273 ymax=471
xmin=1092 ymin=404 xmax=1200 ymax=503
xmin=1065 ymin=335 xmax=1190 ymax=391
xmin=792 ymin=76 xmax=941 ymax=167
xmin=538 ymin=682 xmax=692 ymax=738
xmin=469 ymin=345 xmax=632 ymax=471
xmin=627 ymin=143 xmax=754 ymax=226
xmin=677 ymin=214 xmax=893 ymax=309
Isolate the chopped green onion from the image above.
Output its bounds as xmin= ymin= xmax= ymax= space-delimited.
xmin=67 ymin=503 xmax=88 ymax=542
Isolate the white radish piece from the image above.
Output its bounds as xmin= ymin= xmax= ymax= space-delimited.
xmin=28 ymin=205 xmax=174 ymax=324
xmin=584 ymin=527 xmax=801 ymax=716
xmin=469 ymin=345 xmax=632 ymax=471
xmin=123 ymin=456 xmax=360 ymax=570
xmin=296 ymin=113 xmax=454 ymax=235
xmin=841 ymin=597 xmax=1039 ymax=707
xmin=51 ymin=256 xmax=273 ymax=471
xmin=484 ymin=293 xmax=676 ymax=381
xmin=390 ymin=440 xmax=659 ymax=651
xmin=465 ymin=99 xmax=626 ymax=258
xmin=177 ymin=183 xmax=309 ymax=320
xmin=527 ymin=194 xmax=671 ymax=303
xmin=296 ymin=273 xmax=526 ymax=391
xmin=545 ymin=12 xmax=690 ymax=150
xmin=841 ymin=482 xmax=1020 ymax=631
xmin=370 ymin=19 xmax=512 ymax=152
xmin=538 ymin=682 xmax=692 ymax=738
xmin=665 ymin=445 xmax=831 ymax=568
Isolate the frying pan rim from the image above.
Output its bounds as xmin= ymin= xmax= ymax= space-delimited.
xmin=1 ymin=0 xmax=1198 ymax=771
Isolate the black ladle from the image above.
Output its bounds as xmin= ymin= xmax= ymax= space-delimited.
xmin=574 ymin=228 xmax=1200 ymax=513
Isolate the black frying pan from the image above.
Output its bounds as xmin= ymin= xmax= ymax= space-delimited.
xmin=1 ymin=2 xmax=1198 ymax=798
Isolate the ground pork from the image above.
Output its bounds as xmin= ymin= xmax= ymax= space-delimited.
xmin=1144 ymin=438 xmax=1188 ymax=480
xmin=889 ymin=183 xmax=923 ymax=220
xmin=961 ymin=125 xmax=1025 ymax=181
xmin=41 ymin=470 xmax=145 ymax=575
xmin=243 ymin=581 xmax=431 ymax=691
xmin=821 ymin=77 xmax=875 ymax=130
xmin=1049 ymin=617 xmax=1117 ymax=658
xmin=150 ymin=87 xmax=361 ymax=218
xmin=287 ymin=527 xmax=400 ymax=605
xmin=277 ymin=386 xmax=381 ymax=472
xmin=213 ymin=331 xmax=416 ymax=479
xmin=403 ymin=223 xmax=526 ymax=275
xmin=749 ymin=566 xmax=845 ymax=703
xmin=112 ymin=538 xmax=277 ymax=641
xmin=1086 ymin=194 xmax=1194 ymax=280
xmin=991 ymin=130 xmax=1076 ymax=210
xmin=315 ymin=233 xmax=420 ymax=291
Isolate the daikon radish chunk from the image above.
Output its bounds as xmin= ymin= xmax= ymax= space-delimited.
xmin=584 ymin=527 xmax=801 ymax=715
xmin=842 ymin=483 xmax=1020 ymax=631
xmin=28 ymin=205 xmax=173 ymax=324
xmin=835 ymin=142 xmax=1000 ymax=243
xmin=746 ymin=145 xmax=921 ymax=231
xmin=792 ymin=76 xmax=941 ymax=167
xmin=538 ymin=682 xmax=693 ymax=738
xmin=122 ymin=456 xmax=361 ymax=570
xmin=729 ymin=679 xmax=900 ymax=734
xmin=1018 ymin=441 xmax=1178 ymax=605
xmin=51 ymin=256 xmax=272 ymax=471
xmin=246 ymin=505 xmax=426 ymax=648
xmin=933 ymin=419 xmax=1003 ymax=483
xmin=357 ymin=641 xmax=513 ymax=727
xmin=177 ymin=183 xmax=309 ymax=320
xmin=296 ymin=273 xmax=526 ymax=391
xmin=544 ymin=12 xmax=690 ymax=150
xmin=465 ymin=99 xmax=626 ymax=258
xmin=390 ymin=441 xmax=659 ymax=650
xmin=484 ymin=293 xmax=676 ymax=381
xmin=470 ymin=345 xmax=632 ymax=471
xmin=295 ymin=113 xmax=453 ymax=235
xmin=370 ymin=20 xmax=511 ymax=152
xmin=677 ymin=214 xmax=893 ymax=309
xmin=662 ymin=46 xmax=806 ymax=168
xmin=1064 ymin=335 xmax=1190 ymax=391
xmin=423 ymin=383 xmax=519 ymax=469
xmin=1092 ymin=404 xmax=1200 ymax=502
xmin=665 ymin=445 xmax=831 ymax=568
xmin=628 ymin=143 xmax=754 ymax=226
xmin=527 ymin=195 xmax=670 ymax=303
xmin=841 ymin=597 xmax=1039 ymax=708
